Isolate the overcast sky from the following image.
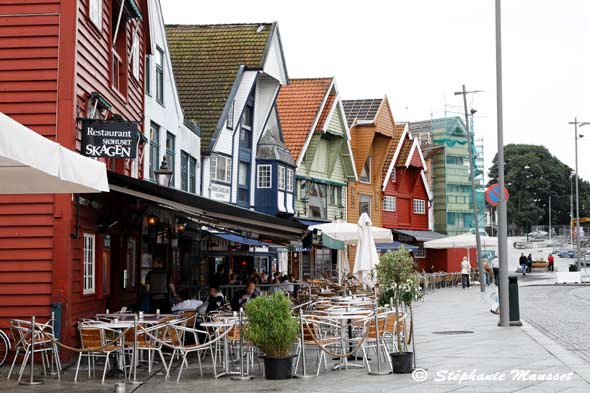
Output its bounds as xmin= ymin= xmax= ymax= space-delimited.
xmin=162 ymin=0 xmax=590 ymax=184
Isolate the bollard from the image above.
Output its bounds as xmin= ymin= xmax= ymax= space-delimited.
xmin=368 ymin=303 xmax=391 ymax=376
xmin=295 ymin=309 xmax=313 ymax=379
xmin=20 ymin=316 xmax=43 ymax=385
xmin=114 ymin=382 xmax=126 ymax=393
xmin=231 ymin=308 xmax=253 ymax=380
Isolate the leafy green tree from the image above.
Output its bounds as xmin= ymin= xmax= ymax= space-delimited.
xmin=488 ymin=144 xmax=590 ymax=232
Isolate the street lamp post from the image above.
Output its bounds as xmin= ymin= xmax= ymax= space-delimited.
xmin=455 ymin=85 xmax=485 ymax=292
xmin=571 ymin=172 xmax=575 ymax=247
xmin=568 ymin=118 xmax=588 ymax=271
xmin=154 ymin=156 xmax=173 ymax=188
xmin=495 ymin=0 xmax=511 ymax=327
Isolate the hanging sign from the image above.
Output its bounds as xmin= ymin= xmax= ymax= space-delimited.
xmin=81 ymin=119 xmax=139 ymax=158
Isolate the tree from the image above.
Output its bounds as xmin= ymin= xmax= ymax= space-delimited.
xmin=488 ymin=144 xmax=590 ymax=232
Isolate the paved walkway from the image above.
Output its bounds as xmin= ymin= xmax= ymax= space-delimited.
xmin=2 ymin=285 xmax=589 ymax=392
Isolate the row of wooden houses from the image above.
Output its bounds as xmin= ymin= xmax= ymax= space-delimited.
xmin=0 ymin=0 xmax=479 ymax=350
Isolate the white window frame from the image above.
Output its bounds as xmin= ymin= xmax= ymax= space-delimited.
xmin=210 ymin=154 xmax=232 ymax=183
xmin=414 ymin=248 xmax=426 ymax=258
xmin=413 ymin=199 xmax=426 ymax=215
xmin=89 ymin=0 xmax=102 ymax=30
xmin=83 ymin=233 xmax=96 ymax=295
xmin=286 ymin=168 xmax=294 ymax=192
xmin=383 ymin=196 xmax=396 ymax=212
xmin=257 ymin=165 xmax=272 ymax=189
xmin=130 ymin=25 xmax=140 ymax=80
xmin=278 ymin=166 xmax=286 ymax=190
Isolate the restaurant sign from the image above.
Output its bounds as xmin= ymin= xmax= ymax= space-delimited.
xmin=81 ymin=119 xmax=139 ymax=158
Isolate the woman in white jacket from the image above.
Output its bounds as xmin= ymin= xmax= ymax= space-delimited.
xmin=461 ymin=257 xmax=471 ymax=289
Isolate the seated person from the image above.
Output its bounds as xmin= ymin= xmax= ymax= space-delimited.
xmin=231 ymin=281 xmax=258 ymax=311
xmin=206 ymin=285 xmax=225 ymax=314
xmin=171 ymin=288 xmax=203 ymax=312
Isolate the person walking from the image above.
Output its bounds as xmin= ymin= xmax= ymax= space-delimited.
xmin=548 ymin=253 xmax=555 ymax=272
xmin=527 ymin=253 xmax=533 ymax=273
xmin=492 ymin=256 xmax=500 ymax=286
xmin=461 ymin=256 xmax=471 ymax=289
xmin=483 ymin=259 xmax=493 ymax=286
xmin=519 ymin=253 xmax=528 ymax=276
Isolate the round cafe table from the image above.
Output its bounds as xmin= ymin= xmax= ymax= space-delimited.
xmin=201 ymin=318 xmax=237 ymax=379
xmin=320 ymin=307 xmax=372 ymax=371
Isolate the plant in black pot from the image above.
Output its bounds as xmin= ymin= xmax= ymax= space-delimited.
xmin=244 ymin=293 xmax=299 ymax=379
xmin=376 ymin=246 xmax=422 ymax=374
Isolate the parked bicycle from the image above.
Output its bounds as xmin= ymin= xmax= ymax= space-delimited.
xmin=0 ymin=329 xmax=10 ymax=367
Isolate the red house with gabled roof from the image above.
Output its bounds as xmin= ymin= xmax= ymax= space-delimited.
xmin=382 ymin=123 xmax=432 ymax=232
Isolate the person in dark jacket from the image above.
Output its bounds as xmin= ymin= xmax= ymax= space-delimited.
xmin=231 ymin=281 xmax=258 ymax=311
xmin=527 ymin=253 xmax=533 ymax=273
xmin=206 ymin=285 xmax=225 ymax=314
xmin=519 ymin=253 xmax=528 ymax=276
xmin=145 ymin=258 xmax=175 ymax=313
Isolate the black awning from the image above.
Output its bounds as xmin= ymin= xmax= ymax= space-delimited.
xmin=106 ymin=171 xmax=307 ymax=241
xmin=392 ymin=229 xmax=447 ymax=242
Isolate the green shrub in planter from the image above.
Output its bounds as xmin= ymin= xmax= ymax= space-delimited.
xmin=244 ymin=293 xmax=299 ymax=359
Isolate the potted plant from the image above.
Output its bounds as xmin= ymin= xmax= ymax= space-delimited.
xmin=376 ymin=246 xmax=422 ymax=373
xmin=244 ymin=293 xmax=299 ymax=379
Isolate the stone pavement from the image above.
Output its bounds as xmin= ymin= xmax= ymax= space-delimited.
xmin=2 ymin=285 xmax=589 ymax=392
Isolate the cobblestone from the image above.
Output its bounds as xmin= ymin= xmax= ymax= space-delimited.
xmin=520 ymin=286 xmax=590 ymax=362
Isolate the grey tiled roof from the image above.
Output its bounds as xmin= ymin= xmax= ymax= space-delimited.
xmin=342 ymin=99 xmax=383 ymax=127
xmin=256 ymin=129 xmax=296 ymax=166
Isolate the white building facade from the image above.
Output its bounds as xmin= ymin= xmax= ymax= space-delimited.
xmin=143 ymin=0 xmax=201 ymax=194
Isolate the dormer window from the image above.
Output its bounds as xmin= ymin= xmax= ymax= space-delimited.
xmin=360 ymin=157 xmax=371 ymax=183
xmin=240 ymin=97 xmax=254 ymax=149
xmin=391 ymin=168 xmax=396 ymax=182
xmin=278 ymin=166 xmax=286 ymax=190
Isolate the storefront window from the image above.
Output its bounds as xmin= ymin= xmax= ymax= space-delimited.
xmin=315 ymin=248 xmax=332 ymax=279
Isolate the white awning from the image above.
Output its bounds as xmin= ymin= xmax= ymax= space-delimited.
xmin=309 ymin=220 xmax=393 ymax=244
xmin=0 ymin=113 xmax=109 ymax=194
xmin=424 ymin=233 xmax=498 ymax=249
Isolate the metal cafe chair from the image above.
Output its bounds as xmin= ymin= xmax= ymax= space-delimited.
xmin=359 ymin=312 xmax=393 ymax=373
xmin=294 ymin=315 xmax=340 ymax=376
xmin=10 ymin=318 xmax=62 ymax=383
xmin=74 ymin=325 xmax=127 ymax=384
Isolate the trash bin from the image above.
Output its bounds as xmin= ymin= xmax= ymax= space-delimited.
xmin=508 ymin=275 xmax=522 ymax=326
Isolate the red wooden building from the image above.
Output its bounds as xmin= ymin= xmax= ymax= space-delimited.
xmin=381 ymin=123 xmax=431 ymax=231
xmin=0 ymin=0 xmax=149 ymax=352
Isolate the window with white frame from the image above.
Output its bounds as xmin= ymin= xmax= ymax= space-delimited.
xmin=89 ymin=0 xmax=102 ymax=30
xmin=210 ymin=154 xmax=232 ymax=183
xmin=278 ymin=166 xmax=285 ymax=190
xmin=383 ymin=196 xmax=396 ymax=212
xmin=83 ymin=233 xmax=96 ymax=295
xmin=286 ymin=168 xmax=294 ymax=192
xmin=414 ymin=248 xmax=426 ymax=258
xmin=257 ymin=165 xmax=272 ymax=188
xmin=156 ymin=47 xmax=164 ymax=105
xmin=413 ymin=199 xmax=426 ymax=214
xmin=130 ymin=26 xmax=140 ymax=80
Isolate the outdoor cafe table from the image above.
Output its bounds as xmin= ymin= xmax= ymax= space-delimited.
xmin=91 ymin=314 xmax=179 ymax=379
xmin=201 ymin=318 xmax=238 ymax=379
xmin=320 ymin=306 xmax=373 ymax=371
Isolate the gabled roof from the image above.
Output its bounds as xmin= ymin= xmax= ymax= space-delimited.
xmin=315 ymin=93 xmax=336 ymax=132
xmin=342 ymin=99 xmax=383 ymax=127
xmin=382 ymin=123 xmax=407 ymax=181
xmin=276 ymin=77 xmax=333 ymax=162
xmin=256 ymin=128 xmax=296 ymax=166
xmin=408 ymin=116 xmax=466 ymax=138
xmin=396 ymin=139 xmax=413 ymax=166
xmin=165 ymin=23 xmax=276 ymax=152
